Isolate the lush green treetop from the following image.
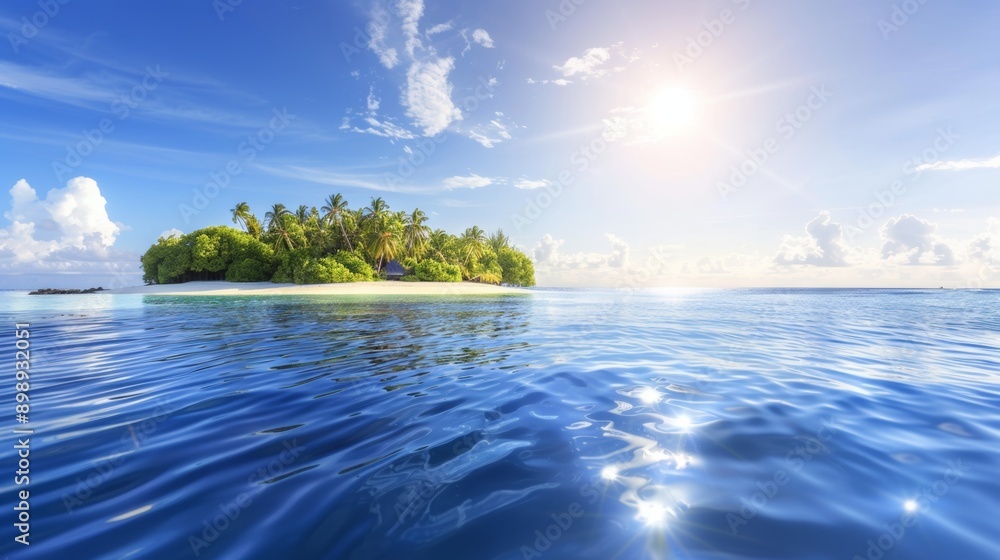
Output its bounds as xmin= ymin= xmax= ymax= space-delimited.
xmin=142 ymin=195 xmax=535 ymax=286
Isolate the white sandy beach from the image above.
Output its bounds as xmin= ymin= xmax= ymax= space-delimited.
xmin=107 ymin=281 xmax=530 ymax=296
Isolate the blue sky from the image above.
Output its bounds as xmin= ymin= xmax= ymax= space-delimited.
xmin=1 ymin=0 xmax=999 ymax=288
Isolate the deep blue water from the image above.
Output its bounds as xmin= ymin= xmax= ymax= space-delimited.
xmin=1 ymin=288 xmax=999 ymax=560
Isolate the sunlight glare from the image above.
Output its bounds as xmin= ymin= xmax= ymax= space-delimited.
xmin=638 ymin=387 xmax=661 ymax=404
xmin=636 ymin=501 xmax=670 ymax=526
xmin=601 ymin=465 xmax=620 ymax=481
xmin=647 ymin=87 xmax=699 ymax=137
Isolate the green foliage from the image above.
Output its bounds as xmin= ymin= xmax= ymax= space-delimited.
xmin=141 ymin=226 xmax=275 ymax=284
xmin=332 ymin=250 xmax=375 ymax=281
xmin=226 ymin=258 xmax=273 ymax=282
xmin=295 ymin=257 xmax=354 ymax=284
xmin=415 ymin=259 xmax=462 ymax=282
xmin=141 ymin=235 xmax=190 ymax=284
xmin=142 ymin=196 xmax=536 ymax=287
xmin=399 ymin=275 xmax=421 ymax=282
xmin=498 ymin=247 xmax=536 ymax=287
xmin=272 ymin=248 xmax=311 ymax=283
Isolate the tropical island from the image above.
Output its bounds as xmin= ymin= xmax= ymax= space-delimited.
xmin=136 ymin=194 xmax=535 ymax=294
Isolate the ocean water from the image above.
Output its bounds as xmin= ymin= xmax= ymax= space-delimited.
xmin=2 ymin=288 xmax=999 ymax=560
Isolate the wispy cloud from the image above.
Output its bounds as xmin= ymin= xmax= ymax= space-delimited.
xmin=254 ymin=163 xmax=435 ymax=194
xmin=514 ymin=178 xmax=551 ymax=190
xmin=554 ymin=47 xmax=612 ymax=78
xmin=443 ymin=174 xmax=496 ymax=189
xmin=918 ymin=154 xmax=1000 ymax=171
xmin=530 ymin=42 xmax=638 ymax=86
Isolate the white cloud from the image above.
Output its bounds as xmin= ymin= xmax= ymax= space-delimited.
xmin=532 ymin=234 xmax=565 ymax=265
xmin=366 ymin=87 xmax=380 ymax=111
xmin=159 ymin=228 xmax=183 ymax=240
xmin=532 ymin=233 xmax=630 ymax=270
xmin=514 ymin=179 xmax=551 ymax=190
xmin=425 ymin=21 xmax=453 ymax=37
xmin=880 ymin=214 xmax=955 ymax=265
xmin=917 ymin=154 xmax=1000 ymax=171
xmin=966 ymin=218 xmax=1000 ymax=263
xmin=471 ymin=29 xmax=494 ymax=48
xmin=466 ymin=112 xmax=515 ymax=148
xmin=443 ymin=174 xmax=494 ymax=190
xmin=340 ymin=115 xmax=415 ymax=140
xmin=367 ymin=19 xmax=399 ymax=69
xmin=0 ymin=177 xmax=123 ymax=268
xmin=554 ymin=47 xmax=611 ymax=78
xmin=775 ymin=211 xmax=849 ymax=267
xmin=399 ymin=0 xmax=425 ymax=57
xmin=404 ymin=57 xmax=463 ymax=136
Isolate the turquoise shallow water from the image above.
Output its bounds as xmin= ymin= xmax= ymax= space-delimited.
xmin=1 ymin=288 xmax=999 ymax=559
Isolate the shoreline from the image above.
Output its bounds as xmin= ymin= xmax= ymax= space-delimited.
xmin=104 ymin=281 xmax=530 ymax=296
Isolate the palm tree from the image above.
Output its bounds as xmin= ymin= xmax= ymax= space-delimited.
xmin=368 ymin=230 xmax=399 ymax=273
xmin=403 ymin=208 xmax=430 ymax=258
xmin=363 ymin=196 xmax=389 ymax=227
xmin=321 ymin=193 xmax=353 ymax=251
xmin=264 ymin=204 xmax=295 ymax=251
xmin=460 ymin=226 xmax=487 ymax=265
xmin=295 ymin=205 xmax=310 ymax=225
xmin=231 ymin=202 xmax=252 ymax=231
xmin=245 ymin=215 xmax=263 ymax=240
xmin=488 ymin=228 xmax=510 ymax=253
xmin=264 ymin=203 xmax=290 ymax=231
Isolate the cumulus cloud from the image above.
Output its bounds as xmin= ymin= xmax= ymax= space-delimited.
xmin=404 ymin=57 xmax=463 ymax=136
xmin=443 ymin=174 xmax=494 ymax=190
xmin=159 ymin=228 xmax=183 ymax=240
xmin=966 ymin=218 xmax=1000 ymax=263
xmin=0 ymin=177 xmax=125 ymax=270
xmin=775 ymin=211 xmax=850 ymax=267
xmin=532 ymin=234 xmax=565 ymax=265
xmin=917 ymin=154 xmax=1000 ymax=171
xmin=532 ymin=233 xmax=630 ymax=270
xmin=880 ymin=214 xmax=955 ymax=265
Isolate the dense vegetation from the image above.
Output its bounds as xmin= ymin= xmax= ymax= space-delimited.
xmin=141 ymin=195 xmax=535 ymax=286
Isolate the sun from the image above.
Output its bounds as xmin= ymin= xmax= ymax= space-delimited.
xmin=646 ymin=87 xmax=699 ymax=137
